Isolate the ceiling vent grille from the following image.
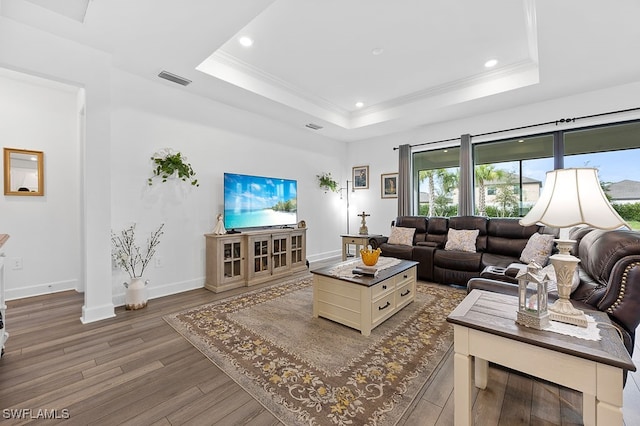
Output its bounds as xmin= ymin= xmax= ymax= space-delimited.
xmin=305 ymin=123 xmax=323 ymax=130
xmin=158 ymin=71 xmax=192 ymax=86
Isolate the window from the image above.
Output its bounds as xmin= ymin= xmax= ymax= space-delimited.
xmin=413 ymin=146 xmax=460 ymax=216
xmin=410 ymin=119 xmax=640 ymax=228
xmin=564 ymin=121 xmax=640 ymax=229
xmin=563 ymin=122 xmax=640 ymax=182
xmin=474 ymin=135 xmax=554 ymax=217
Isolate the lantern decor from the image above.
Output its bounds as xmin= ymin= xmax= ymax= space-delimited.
xmin=516 ymin=263 xmax=550 ymax=330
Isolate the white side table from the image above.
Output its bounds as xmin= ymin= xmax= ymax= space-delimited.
xmin=340 ymin=234 xmax=380 ymax=261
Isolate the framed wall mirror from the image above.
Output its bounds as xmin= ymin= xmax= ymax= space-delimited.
xmin=3 ymin=147 xmax=44 ymax=196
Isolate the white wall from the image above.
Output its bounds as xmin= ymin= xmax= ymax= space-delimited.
xmin=109 ymin=69 xmax=348 ymax=303
xmin=349 ymin=81 xmax=640 ymax=236
xmin=0 ymin=15 xmax=348 ymax=320
xmin=0 ymin=71 xmax=81 ymax=299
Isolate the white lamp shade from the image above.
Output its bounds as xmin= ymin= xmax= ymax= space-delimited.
xmin=520 ymin=168 xmax=628 ymax=229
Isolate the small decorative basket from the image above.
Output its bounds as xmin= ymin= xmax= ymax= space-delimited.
xmin=360 ymin=247 xmax=382 ymax=266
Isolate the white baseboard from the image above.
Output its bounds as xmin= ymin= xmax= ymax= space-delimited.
xmin=81 ymin=302 xmax=116 ymax=324
xmin=112 ymin=277 xmax=205 ymax=307
xmin=307 ymin=250 xmax=341 ymax=263
xmin=5 ymin=279 xmax=79 ymax=301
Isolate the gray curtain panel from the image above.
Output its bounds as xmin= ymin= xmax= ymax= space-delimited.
xmin=458 ymin=134 xmax=473 ymax=216
xmin=398 ymin=144 xmax=411 ymax=216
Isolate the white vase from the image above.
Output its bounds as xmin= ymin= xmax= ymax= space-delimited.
xmin=124 ymin=277 xmax=148 ymax=310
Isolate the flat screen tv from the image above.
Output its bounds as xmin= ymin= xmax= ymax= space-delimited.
xmin=224 ymin=173 xmax=298 ymax=230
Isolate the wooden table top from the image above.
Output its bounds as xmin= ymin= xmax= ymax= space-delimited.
xmin=310 ymin=258 xmax=418 ymax=288
xmin=447 ymin=289 xmax=636 ymax=371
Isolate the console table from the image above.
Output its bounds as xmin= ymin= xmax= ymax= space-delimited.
xmin=310 ymin=259 xmax=417 ymax=336
xmin=340 ymin=233 xmax=380 ymax=261
xmin=204 ymin=228 xmax=307 ymax=293
xmin=447 ymin=289 xmax=635 ymax=426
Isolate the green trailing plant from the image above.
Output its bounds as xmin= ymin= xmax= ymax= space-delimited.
xmin=111 ymin=223 xmax=165 ymax=279
xmin=317 ymin=172 xmax=339 ymax=192
xmin=148 ymin=148 xmax=199 ymax=186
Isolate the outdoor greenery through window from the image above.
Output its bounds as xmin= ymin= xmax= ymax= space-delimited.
xmin=413 ymin=146 xmax=460 ymax=216
xmin=412 ymin=119 xmax=640 ymax=230
xmin=563 ymin=121 xmax=640 ymax=230
xmin=473 ymin=134 xmax=553 ymax=218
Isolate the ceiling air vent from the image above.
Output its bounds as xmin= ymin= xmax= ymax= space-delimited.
xmin=158 ymin=71 xmax=192 ymax=86
xmin=305 ymin=123 xmax=323 ymax=130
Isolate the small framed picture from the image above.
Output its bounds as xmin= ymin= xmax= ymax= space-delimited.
xmin=381 ymin=173 xmax=398 ymax=198
xmin=352 ymin=165 xmax=369 ymax=189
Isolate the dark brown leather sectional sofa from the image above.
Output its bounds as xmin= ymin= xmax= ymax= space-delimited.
xmin=369 ymin=215 xmax=640 ymax=358
xmin=368 ymin=215 xmax=556 ymax=286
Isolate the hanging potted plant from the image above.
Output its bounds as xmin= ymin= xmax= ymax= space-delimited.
xmin=148 ymin=148 xmax=199 ymax=187
xmin=317 ymin=172 xmax=339 ymax=192
xmin=111 ymin=223 xmax=164 ymax=310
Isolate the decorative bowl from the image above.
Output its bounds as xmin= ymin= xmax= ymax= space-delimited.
xmin=360 ymin=247 xmax=382 ymax=266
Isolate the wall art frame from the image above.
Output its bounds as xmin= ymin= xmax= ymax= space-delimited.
xmin=352 ymin=165 xmax=369 ymax=189
xmin=381 ymin=173 xmax=398 ymax=198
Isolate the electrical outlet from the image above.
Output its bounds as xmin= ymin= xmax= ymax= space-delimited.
xmin=155 ymin=257 xmax=162 ymax=268
xmin=12 ymin=257 xmax=23 ymax=270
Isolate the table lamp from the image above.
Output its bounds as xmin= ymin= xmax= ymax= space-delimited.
xmin=519 ymin=168 xmax=629 ymax=327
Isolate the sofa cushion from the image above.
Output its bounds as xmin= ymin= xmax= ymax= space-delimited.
xmin=487 ymin=218 xmax=540 ymax=239
xmin=481 ymin=253 xmax=520 ymax=269
xmin=578 ymin=229 xmax=640 ymax=285
xmin=445 ymin=228 xmax=479 ymax=252
xmin=487 ymin=236 xmax=530 ymax=258
xmin=427 ymin=217 xmax=449 ymax=234
xmin=435 ymin=249 xmax=482 ymax=272
xmin=520 ymin=233 xmax=555 ymax=266
xmin=425 ymin=217 xmax=448 ymax=247
xmin=416 ymin=241 xmax=440 ymax=248
xmin=394 ymin=216 xmax=427 ymax=233
xmin=486 ymin=218 xmax=540 ymax=257
xmin=378 ymin=243 xmax=413 ymax=260
xmin=387 ymin=226 xmax=415 ymax=246
xmin=449 ymin=216 xmax=488 ymax=251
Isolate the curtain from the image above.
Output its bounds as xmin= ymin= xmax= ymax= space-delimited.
xmin=458 ymin=134 xmax=473 ymax=216
xmin=398 ymin=144 xmax=411 ymax=216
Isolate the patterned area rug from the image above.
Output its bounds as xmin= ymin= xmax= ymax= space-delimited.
xmin=164 ymin=275 xmax=465 ymax=426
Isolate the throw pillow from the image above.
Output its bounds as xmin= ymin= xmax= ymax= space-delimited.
xmin=444 ymin=228 xmax=479 ymax=253
xmin=387 ymin=226 xmax=415 ymax=246
xmin=541 ymin=264 xmax=581 ymax=294
xmin=520 ymin=233 xmax=555 ymax=266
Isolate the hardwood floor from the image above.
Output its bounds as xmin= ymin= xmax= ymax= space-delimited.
xmin=1 ymin=262 xmax=640 ymax=425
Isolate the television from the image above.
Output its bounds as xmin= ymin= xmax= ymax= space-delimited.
xmin=224 ymin=172 xmax=298 ymax=230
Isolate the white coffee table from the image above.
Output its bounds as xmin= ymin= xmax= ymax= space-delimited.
xmin=310 ymin=258 xmax=417 ymax=336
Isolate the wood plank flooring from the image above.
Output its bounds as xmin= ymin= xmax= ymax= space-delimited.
xmin=1 ymin=261 xmax=640 ymax=425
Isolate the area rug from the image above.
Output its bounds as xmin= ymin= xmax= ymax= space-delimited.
xmin=164 ymin=276 xmax=466 ymax=426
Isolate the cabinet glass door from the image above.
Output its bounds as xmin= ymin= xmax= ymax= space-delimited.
xmin=272 ymin=235 xmax=288 ymax=270
xmin=223 ymin=241 xmax=243 ymax=278
xmin=253 ymin=240 xmax=269 ymax=273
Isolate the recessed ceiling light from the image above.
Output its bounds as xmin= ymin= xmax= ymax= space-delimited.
xmin=239 ymin=36 xmax=253 ymax=47
xmin=484 ymin=59 xmax=498 ymax=68
xmin=371 ymin=47 xmax=384 ymax=56
xmin=518 ymin=139 xmax=524 ymax=143
xmin=355 ymin=102 xmax=364 ymax=108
